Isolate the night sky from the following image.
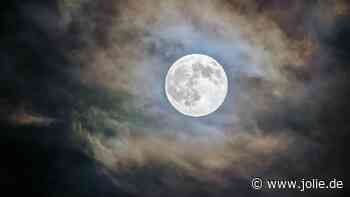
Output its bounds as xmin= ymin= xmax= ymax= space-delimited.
xmin=1 ymin=1 xmax=349 ymax=196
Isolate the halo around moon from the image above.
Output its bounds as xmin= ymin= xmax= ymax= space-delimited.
xmin=165 ymin=54 xmax=228 ymax=117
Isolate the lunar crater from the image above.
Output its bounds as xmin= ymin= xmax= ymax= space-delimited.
xmin=165 ymin=54 xmax=228 ymax=117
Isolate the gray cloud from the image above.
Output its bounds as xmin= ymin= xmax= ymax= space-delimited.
xmin=3 ymin=0 xmax=345 ymax=196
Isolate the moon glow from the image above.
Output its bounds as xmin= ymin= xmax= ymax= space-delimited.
xmin=165 ymin=54 xmax=228 ymax=117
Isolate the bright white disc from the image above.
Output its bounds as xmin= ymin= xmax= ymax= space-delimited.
xmin=165 ymin=54 xmax=228 ymax=117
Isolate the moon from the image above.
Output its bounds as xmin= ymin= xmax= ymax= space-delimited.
xmin=165 ymin=54 xmax=228 ymax=117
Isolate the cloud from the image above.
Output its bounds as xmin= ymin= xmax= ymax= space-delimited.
xmin=2 ymin=0 xmax=348 ymax=196
xmin=60 ymin=0 xmax=349 ymax=172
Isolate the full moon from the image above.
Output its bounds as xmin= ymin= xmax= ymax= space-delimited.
xmin=165 ymin=54 xmax=228 ymax=117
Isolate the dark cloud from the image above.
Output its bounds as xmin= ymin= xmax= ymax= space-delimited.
xmin=0 ymin=0 xmax=349 ymax=197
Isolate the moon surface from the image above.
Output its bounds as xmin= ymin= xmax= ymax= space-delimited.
xmin=165 ymin=54 xmax=228 ymax=117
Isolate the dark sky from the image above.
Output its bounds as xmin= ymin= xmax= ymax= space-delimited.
xmin=0 ymin=1 xmax=349 ymax=197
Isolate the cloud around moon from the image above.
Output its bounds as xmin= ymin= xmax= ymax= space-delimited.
xmin=1 ymin=0 xmax=350 ymax=196
xmin=53 ymin=1 xmax=348 ymax=195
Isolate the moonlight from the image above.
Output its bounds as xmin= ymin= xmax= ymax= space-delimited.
xmin=165 ymin=54 xmax=228 ymax=117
